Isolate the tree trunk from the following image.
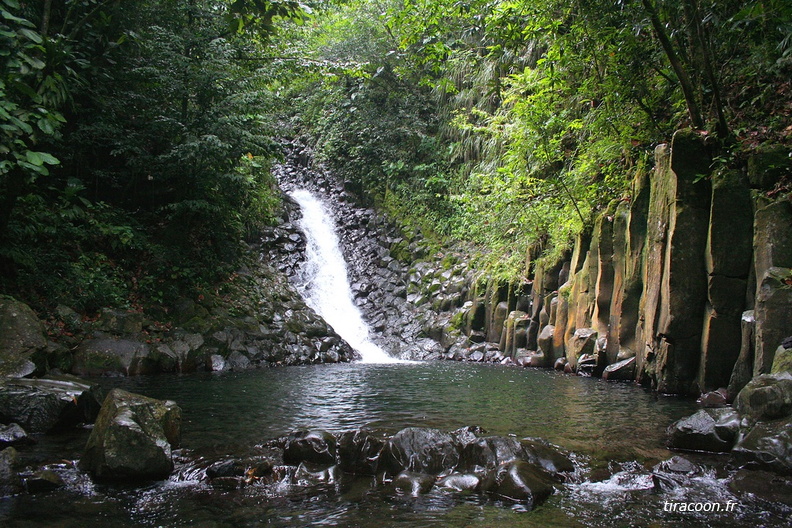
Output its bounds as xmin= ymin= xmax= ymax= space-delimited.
xmin=640 ymin=0 xmax=705 ymax=130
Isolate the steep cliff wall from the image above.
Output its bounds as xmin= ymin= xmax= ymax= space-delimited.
xmin=445 ymin=131 xmax=792 ymax=396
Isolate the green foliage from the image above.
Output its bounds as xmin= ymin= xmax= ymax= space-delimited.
xmin=1 ymin=0 xmax=287 ymax=314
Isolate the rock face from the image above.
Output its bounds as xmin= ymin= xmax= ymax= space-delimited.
xmin=80 ymin=388 xmax=181 ymax=480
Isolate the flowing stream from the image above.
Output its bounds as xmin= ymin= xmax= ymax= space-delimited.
xmin=289 ymin=189 xmax=399 ymax=364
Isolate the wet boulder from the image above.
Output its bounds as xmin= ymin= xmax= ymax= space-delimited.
xmin=0 ymin=296 xmax=47 ymax=377
xmin=729 ymin=469 xmax=792 ymax=505
xmin=0 ymin=447 xmax=22 ymax=497
xmin=73 ymin=338 xmax=155 ymax=377
xmin=337 ymin=429 xmax=385 ymax=475
xmin=458 ymin=436 xmax=528 ymax=472
xmin=283 ymin=430 xmax=337 ymax=466
xmin=734 ymin=373 xmax=792 ymax=423
xmin=24 ymin=469 xmax=65 ymax=493
xmin=521 ymin=439 xmax=575 ymax=475
xmin=0 ymin=375 xmax=103 ymax=433
xmin=380 ymin=427 xmax=460 ymax=475
xmin=667 ymin=408 xmax=740 ymax=452
xmin=732 ymin=416 xmax=792 ymax=475
xmin=480 ymin=460 xmax=556 ymax=507
xmin=392 ymin=470 xmax=435 ymax=496
xmin=602 ymin=357 xmax=636 ymax=382
xmin=0 ymin=423 xmax=30 ymax=447
xmin=650 ymin=455 xmax=704 ymax=490
xmin=771 ymin=337 xmax=792 ymax=374
xmin=436 ymin=472 xmax=481 ymax=492
xmin=80 ymin=388 xmax=181 ymax=480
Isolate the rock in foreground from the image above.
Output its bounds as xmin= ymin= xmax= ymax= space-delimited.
xmin=80 ymin=388 xmax=181 ymax=480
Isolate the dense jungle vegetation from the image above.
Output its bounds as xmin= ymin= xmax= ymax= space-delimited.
xmin=2 ymin=0 xmax=790 ymax=315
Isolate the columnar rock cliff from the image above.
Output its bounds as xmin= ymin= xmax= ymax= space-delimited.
xmin=447 ymin=130 xmax=792 ymax=396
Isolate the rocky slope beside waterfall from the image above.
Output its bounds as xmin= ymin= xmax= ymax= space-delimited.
xmin=271 ymin=134 xmax=792 ymax=397
xmin=268 ymin=152 xmax=483 ymax=361
xmin=0 ymin=253 xmax=358 ymax=382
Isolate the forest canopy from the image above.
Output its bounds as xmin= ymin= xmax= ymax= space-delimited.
xmin=2 ymin=0 xmax=790 ymax=312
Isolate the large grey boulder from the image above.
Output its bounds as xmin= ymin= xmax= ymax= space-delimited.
xmin=80 ymin=388 xmax=181 ymax=480
xmin=0 ymin=375 xmax=103 ymax=433
xmin=72 ymin=338 xmax=155 ymax=377
xmin=0 ymin=296 xmax=47 ymax=377
xmin=734 ymin=373 xmax=792 ymax=423
xmin=667 ymin=408 xmax=740 ymax=452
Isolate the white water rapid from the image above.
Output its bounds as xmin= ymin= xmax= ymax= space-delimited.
xmin=289 ymin=189 xmax=400 ymax=364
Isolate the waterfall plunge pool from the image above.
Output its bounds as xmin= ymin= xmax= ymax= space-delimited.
xmin=4 ymin=362 xmax=789 ymax=527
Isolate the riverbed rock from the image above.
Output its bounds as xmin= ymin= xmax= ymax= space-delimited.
xmin=0 ymin=296 xmax=47 ymax=377
xmin=436 ymin=472 xmax=481 ymax=491
xmin=729 ymin=468 xmax=792 ymax=505
xmin=72 ymin=338 xmax=155 ymax=377
xmin=337 ymin=429 xmax=385 ymax=475
xmin=283 ymin=430 xmax=337 ymax=466
xmin=480 ymin=460 xmax=556 ymax=507
xmin=667 ymin=408 xmax=740 ymax=452
xmin=732 ymin=416 xmax=792 ymax=474
xmin=98 ymin=308 xmax=144 ymax=335
xmin=80 ymin=388 xmax=181 ymax=480
xmin=24 ymin=469 xmax=65 ymax=493
xmin=602 ymin=357 xmax=636 ymax=381
xmin=392 ymin=470 xmax=435 ymax=496
xmin=459 ymin=436 xmax=528 ymax=472
xmin=0 ymin=447 xmax=22 ymax=497
xmin=0 ymin=375 xmax=103 ymax=432
xmin=567 ymin=328 xmax=597 ymax=370
xmin=380 ymin=427 xmax=459 ymax=475
xmin=771 ymin=338 xmax=792 ymax=374
xmin=521 ymin=439 xmax=574 ymax=475
xmin=734 ymin=373 xmax=792 ymax=423
xmin=0 ymin=423 xmax=29 ymax=447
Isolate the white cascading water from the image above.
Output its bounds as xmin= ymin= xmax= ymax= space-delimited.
xmin=289 ymin=189 xmax=399 ymax=364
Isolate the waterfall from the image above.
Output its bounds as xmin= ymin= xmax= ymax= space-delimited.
xmin=289 ymin=189 xmax=399 ymax=364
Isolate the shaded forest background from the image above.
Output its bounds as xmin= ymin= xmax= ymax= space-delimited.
xmin=1 ymin=0 xmax=790 ymax=317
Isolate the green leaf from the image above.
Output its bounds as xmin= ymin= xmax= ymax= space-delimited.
xmin=26 ymin=150 xmax=59 ymax=166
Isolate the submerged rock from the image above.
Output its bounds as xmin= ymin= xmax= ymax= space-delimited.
xmin=80 ymin=388 xmax=181 ymax=480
